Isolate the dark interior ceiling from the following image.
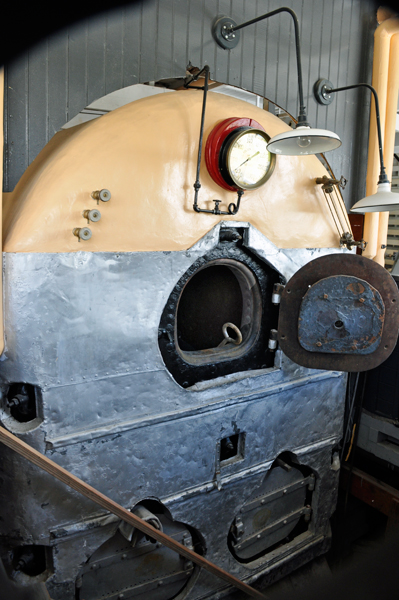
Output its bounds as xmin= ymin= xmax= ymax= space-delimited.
xmin=2 ymin=1 xmax=138 ymax=64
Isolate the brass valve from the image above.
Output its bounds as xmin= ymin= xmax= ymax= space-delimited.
xmin=83 ymin=209 xmax=101 ymax=223
xmin=315 ymin=175 xmax=347 ymax=193
xmin=73 ymin=227 xmax=92 ymax=241
xmin=91 ymin=189 xmax=111 ymax=203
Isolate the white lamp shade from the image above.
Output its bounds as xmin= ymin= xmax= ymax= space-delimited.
xmin=266 ymin=125 xmax=342 ymax=156
xmin=350 ymin=182 xmax=399 ymax=213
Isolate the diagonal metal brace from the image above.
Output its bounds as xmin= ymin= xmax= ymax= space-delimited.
xmin=0 ymin=426 xmax=266 ymax=600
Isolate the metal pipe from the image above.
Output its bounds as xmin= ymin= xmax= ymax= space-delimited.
xmin=188 ymin=65 xmax=210 ymax=212
xmin=228 ymin=8 xmax=308 ymax=126
xmin=324 ymin=83 xmax=388 ymax=184
xmin=189 ymin=65 xmax=245 ymax=216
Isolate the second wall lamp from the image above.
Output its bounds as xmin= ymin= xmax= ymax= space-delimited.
xmin=212 ymin=7 xmax=341 ymax=156
xmin=314 ymin=78 xmax=399 ymax=213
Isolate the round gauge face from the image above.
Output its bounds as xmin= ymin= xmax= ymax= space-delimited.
xmin=226 ymin=129 xmax=275 ymax=190
xmin=205 ymin=118 xmax=276 ymax=192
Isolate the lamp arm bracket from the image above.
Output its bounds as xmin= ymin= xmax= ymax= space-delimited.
xmin=212 ymin=8 xmax=307 ymax=124
xmin=314 ymin=79 xmax=389 ymax=184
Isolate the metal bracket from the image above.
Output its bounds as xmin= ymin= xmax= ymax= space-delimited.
xmin=313 ymin=78 xmax=334 ymax=105
xmin=340 ymin=231 xmax=367 ymax=251
xmin=272 ymin=283 xmax=285 ymax=305
xmin=212 ymin=15 xmax=240 ymax=50
xmin=182 ymin=532 xmax=194 ymax=570
xmin=231 ymin=516 xmax=245 ymax=543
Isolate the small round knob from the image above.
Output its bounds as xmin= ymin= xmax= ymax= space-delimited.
xmin=91 ymin=189 xmax=111 ymax=202
xmin=73 ymin=227 xmax=92 ymax=241
xmin=83 ymin=209 xmax=101 ymax=222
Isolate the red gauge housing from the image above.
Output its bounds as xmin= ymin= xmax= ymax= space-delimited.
xmin=205 ymin=118 xmax=266 ymax=191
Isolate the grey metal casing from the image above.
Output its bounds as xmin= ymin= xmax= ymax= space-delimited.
xmin=0 ymin=222 xmax=347 ymax=598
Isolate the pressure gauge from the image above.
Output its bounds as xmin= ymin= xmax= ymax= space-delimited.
xmin=205 ymin=118 xmax=276 ymax=191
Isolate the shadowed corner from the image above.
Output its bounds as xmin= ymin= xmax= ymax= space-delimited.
xmin=0 ymin=556 xmax=51 ymax=600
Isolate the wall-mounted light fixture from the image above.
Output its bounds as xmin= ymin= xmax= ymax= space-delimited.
xmin=212 ymin=8 xmax=341 ymax=156
xmin=314 ymin=79 xmax=399 ymax=213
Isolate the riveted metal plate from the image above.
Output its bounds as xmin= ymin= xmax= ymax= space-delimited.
xmin=78 ymin=517 xmax=194 ymax=600
xmin=298 ymin=275 xmax=385 ymax=354
xmin=229 ymin=464 xmax=310 ymax=561
xmin=278 ymin=254 xmax=399 ymax=371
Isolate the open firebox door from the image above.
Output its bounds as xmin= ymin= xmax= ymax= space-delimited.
xmin=278 ymin=254 xmax=399 ymax=372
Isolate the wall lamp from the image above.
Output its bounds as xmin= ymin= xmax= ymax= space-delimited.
xmin=212 ymin=7 xmax=341 ymax=156
xmin=314 ymin=79 xmax=399 ymax=213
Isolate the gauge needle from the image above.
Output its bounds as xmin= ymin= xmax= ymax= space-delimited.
xmin=238 ymin=151 xmax=260 ymax=168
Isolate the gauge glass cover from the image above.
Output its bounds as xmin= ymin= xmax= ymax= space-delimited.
xmin=227 ymin=130 xmax=273 ymax=189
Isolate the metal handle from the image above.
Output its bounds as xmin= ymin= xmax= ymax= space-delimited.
xmin=218 ymin=322 xmax=243 ymax=347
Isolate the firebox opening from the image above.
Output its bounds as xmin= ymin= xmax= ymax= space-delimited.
xmin=177 ymin=265 xmax=243 ymax=351
xmin=158 ymin=243 xmax=281 ymax=387
xmin=175 ymin=259 xmax=262 ymax=365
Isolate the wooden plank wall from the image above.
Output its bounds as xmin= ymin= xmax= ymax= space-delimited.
xmin=3 ymin=0 xmax=377 ymax=208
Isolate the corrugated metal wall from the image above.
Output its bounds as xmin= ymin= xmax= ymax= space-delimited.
xmin=3 ymin=0 xmax=377 ymax=207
